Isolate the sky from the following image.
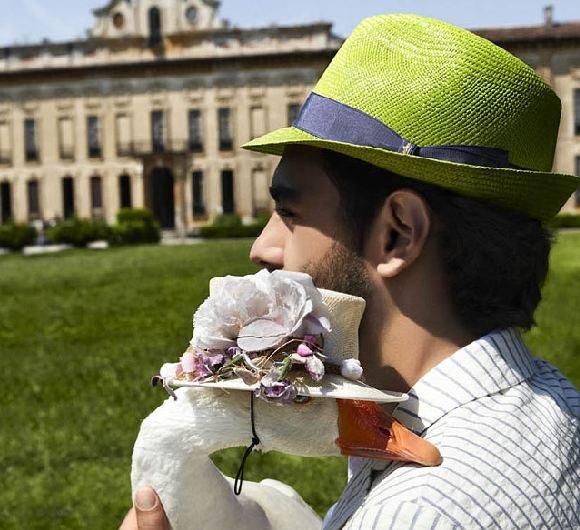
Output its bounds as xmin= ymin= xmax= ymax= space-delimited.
xmin=0 ymin=0 xmax=578 ymax=46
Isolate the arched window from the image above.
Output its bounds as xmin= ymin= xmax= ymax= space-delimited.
xmin=62 ymin=176 xmax=75 ymax=219
xmin=119 ymin=174 xmax=132 ymax=209
xmin=148 ymin=7 xmax=162 ymax=48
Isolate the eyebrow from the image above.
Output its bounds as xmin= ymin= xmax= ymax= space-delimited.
xmin=269 ymin=184 xmax=301 ymax=202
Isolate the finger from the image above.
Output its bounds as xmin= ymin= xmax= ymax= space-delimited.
xmin=118 ymin=507 xmax=137 ymax=530
xmin=134 ymin=486 xmax=169 ymax=530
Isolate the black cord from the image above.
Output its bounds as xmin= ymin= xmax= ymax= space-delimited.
xmin=233 ymin=392 xmax=261 ymax=496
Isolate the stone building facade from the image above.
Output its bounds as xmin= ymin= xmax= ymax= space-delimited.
xmin=0 ymin=2 xmax=578 ymax=233
xmin=476 ymin=7 xmax=580 ymax=212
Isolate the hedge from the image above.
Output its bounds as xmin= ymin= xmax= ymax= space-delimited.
xmin=108 ymin=208 xmax=161 ymax=246
xmin=0 ymin=223 xmax=37 ymax=251
xmin=199 ymin=213 xmax=268 ymax=239
xmin=46 ymin=218 xmax=111 ymax=248
xmin=199 ymin=224 xmax=265 ymax=239
xmin=212 ymin=213 xmax=243 ymax=228
xmin=551 ymin=213 xmax=580 ymax=229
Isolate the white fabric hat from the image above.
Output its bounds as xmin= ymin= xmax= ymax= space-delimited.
xmin=168 ymin=274 xmax=408 ymax=404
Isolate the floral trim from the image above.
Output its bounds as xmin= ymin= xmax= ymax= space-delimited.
xmin=160 ymin=334 xmax=330 ymax=404
xmin=154 ymin=269 xmax=364 ymax=404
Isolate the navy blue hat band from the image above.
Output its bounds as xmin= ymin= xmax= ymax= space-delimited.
xmin=293 ymin=93 xmax=522 ymax=170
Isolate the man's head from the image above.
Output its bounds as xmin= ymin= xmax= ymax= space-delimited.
xmin=246 ymin=13 xmax=575 ymax=343
xmin=250 ymin=145 xmax=553 ymax=339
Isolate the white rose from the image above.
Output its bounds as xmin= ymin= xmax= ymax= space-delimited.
xmin=190 ymin=269 xmax=331 ymax=353
xmin=341 ymin=358 xmax=363 ymax=380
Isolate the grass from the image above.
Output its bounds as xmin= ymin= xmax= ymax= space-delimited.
xmin=1 ymin=234 xmax=578 ymax=529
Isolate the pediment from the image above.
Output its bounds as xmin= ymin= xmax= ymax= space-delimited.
xmin=93 ymin=0 xmax=125 ymax=17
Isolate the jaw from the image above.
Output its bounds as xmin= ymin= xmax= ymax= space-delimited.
xmin=335 ymin=399 xmax=442 ymax=467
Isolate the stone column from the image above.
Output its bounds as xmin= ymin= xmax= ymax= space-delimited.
xmin=173 ymin=156 xmax=188 ymax=237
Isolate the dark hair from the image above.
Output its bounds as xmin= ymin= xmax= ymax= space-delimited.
xmin=320 ymin=149 xmax=554 ymax=338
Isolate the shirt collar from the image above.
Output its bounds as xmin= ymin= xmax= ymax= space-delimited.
xmin=392 ymin=327 xmax=536 ymax=436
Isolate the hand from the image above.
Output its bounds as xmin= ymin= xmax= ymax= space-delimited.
xmin=119 ymin=486 xmax=169 ymax=530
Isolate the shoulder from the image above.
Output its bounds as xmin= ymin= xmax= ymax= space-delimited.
xmin=528 ymin=357 xmax=580 ymax=419
xmin=359 ymin=371 xmax=579 ymax=529
xmin=345 ymin=500 xmax=460 ymax=530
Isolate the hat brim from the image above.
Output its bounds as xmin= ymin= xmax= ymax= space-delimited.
xmin=241 ymin=126 xmax=580 ymax=223
xmin=170 ymin=372 xmax=408 ymax=403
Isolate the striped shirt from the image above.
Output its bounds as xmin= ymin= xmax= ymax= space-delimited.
xmin=322 ymin=328 xmax=580 ymax=529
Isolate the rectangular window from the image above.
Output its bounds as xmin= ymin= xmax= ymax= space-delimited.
xmin=0 ymin=181 xmax=12 ymax=223
xmin=151 ymin=110 xmax=165 ymax=153
xmin=62 ymin=176 xmax=75 ymax=219
xmin=192 ymin=170 xmax=205 ymax=216
xmin=287 ymin=103 xmax=301 ymax=127
xmin=251 ymin=167 xmax=270 ymax=216
xmin=24 ymin=118 xmax=38 ymax=162
xmin=116 ymin=114 xmax=132 ymax=157
xmin=250 ymin=106 xmax=266 ymax=139
xmin=218 ymin=108 xmax=233 ymax=151
xmin=575 ymin=89 xmax=580 ymax=136
xmin=90 ymin=175 xmax=103 ymax=213
xmin=119 ymin=174 xmax=132 ymax=209
xmin=27 ymin=179 xmax=40 ymax=218
xmin=87 ymin=116 xmax=102 ymax=158
xmin=58 ymin=117 xmax=74 ymax=160
xmin=188 ymin=109 xmax=203 ymax=152
xmin=0 ymin=121 xmax=12 ymax=164
xmin=221 ymin=169 xmax=234 ymax=214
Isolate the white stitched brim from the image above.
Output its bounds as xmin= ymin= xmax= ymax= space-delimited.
xmin=170 ymin=373 xmax=408 ymax=403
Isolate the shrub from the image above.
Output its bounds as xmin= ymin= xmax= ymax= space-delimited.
xmin=116 ymin=208 xmax=156 ymax=225
xmin=199 ymin=225 xmax=265 ymax=239
xmin=199 ymin=213 xmax=270 ymax=239
xmin=212 ymin=213 xmax=243 ymax=228
xmin=551 ymin=213 xmax=580 ymax=229
xmin=108 ymin=208 xmax=160 ymax=246
xmin=46 ymin=218 xmax=111 ymax=248
xmin=0 ymin=223 xmax=37 ymax=251
xmin=253 ymin=211 xmax=271 ymax=228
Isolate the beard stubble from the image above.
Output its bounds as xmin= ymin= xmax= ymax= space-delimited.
xmin=301 ymin=240 xmax=373 ymax=300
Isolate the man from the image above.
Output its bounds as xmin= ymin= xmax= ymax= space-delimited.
xmin=121 ymin=13 xmax=579 ymax=529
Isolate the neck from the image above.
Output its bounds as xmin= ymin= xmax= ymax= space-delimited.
xmin=132 ymin=389 xmax=270 ymax=530
xmin=358 ymin=279 xmax=475 ymax=403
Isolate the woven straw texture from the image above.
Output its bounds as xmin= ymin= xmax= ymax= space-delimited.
xmin=318 ymin=288 xmax=365 ymax=364
xmin=175 ymin=288 xmax=407 ymax=402
xmin=242 ymin=14 xmax=580 ymax=222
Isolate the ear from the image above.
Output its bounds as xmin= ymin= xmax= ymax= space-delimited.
xmin=376 ymin=190 xmax=431 ymax=278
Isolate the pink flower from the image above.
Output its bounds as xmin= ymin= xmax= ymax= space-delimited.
xmin=296 ymin=343 xmax=313 ymax=357
xmin=305 ymin=355 xmax=325 ymax=382
xmin=180 ymin=351 xmax=213 ymax=380
xmin=181 ymin=352 xmax=196 ymax=373
xmin=256 ymin=378 xmax=298 ymax=404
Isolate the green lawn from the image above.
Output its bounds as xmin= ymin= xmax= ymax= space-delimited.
xmin=1 ymin=234 xmax=578 ymax=529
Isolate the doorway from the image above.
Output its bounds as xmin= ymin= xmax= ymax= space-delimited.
xmin=148 ymin=167 xmax=175 ymax=228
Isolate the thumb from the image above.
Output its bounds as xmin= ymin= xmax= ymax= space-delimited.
xmin=134 ymin=486 xmax=169 ymax=530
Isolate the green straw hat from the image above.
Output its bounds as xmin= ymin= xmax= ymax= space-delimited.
xmin=242 ymin=14 xmax=579 ymax=222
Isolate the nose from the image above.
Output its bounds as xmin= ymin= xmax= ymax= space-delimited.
xmin=249 ymin=213 xmax=286 ymax=270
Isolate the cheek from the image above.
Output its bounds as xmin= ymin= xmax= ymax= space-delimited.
xmin=283 ymin=226 xmax=335 ymax=271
